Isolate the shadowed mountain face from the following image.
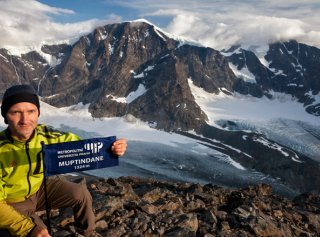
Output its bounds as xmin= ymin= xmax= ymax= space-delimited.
xmin=228 ymin=41 xmax=320 ymax=116
xmin=0 ymin=21 xmax=319 ymax=194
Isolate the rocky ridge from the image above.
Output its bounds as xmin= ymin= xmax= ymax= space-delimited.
xmin=42 ymin=175 xmax=320 ymax=237
xmin=0 ymin=21 xmax=319 ymax=131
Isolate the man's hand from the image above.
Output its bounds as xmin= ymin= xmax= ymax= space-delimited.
xmin=111 ymin=138 xmax=127 ymax=156
xmin=30 ymin=226 xmax=51 ymax=237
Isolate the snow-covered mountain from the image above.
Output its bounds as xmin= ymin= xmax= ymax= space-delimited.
xmin=0 ymin=20 xmax=319 ymax=195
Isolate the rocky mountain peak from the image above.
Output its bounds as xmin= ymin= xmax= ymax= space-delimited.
xmin=1 ymin=22 xmax=319 ymax=129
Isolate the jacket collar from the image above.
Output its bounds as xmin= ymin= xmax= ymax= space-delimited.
xmin=5 ymin=127 xmax=36 ymax=144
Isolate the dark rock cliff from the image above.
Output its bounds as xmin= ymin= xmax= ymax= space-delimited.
xmin=228 ymin=40 xmax=320 ymax=116
xmin=1 ymin=22 xmax=318 ymax=131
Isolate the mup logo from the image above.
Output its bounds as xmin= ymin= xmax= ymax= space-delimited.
xmin=84 ymin=142 xmax=103 ymax=154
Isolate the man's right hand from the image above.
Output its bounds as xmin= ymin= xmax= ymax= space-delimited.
xmin=29 ymin=226 xmax=51 ymax=237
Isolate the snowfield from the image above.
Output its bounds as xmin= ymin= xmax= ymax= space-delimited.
xmin=0 ymin=89 xmax=318 ymax=197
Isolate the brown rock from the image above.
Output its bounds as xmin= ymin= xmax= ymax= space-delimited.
xmin=45 ymin=175 xmax=320 ymax=237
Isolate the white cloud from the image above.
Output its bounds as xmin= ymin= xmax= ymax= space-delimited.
xmin=0 ymin=0 xmax=319 ymax=50
xmin=146 ymin=5 xmax=319 ymax=50
xmin=125 ymin=0 xmax=320 ymax=49
xmin=0 ymin=0 xmax=120 ymax=49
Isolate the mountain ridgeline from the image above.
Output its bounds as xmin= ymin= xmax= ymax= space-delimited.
xmin=0 ymin=21 xmax=319 ymax=194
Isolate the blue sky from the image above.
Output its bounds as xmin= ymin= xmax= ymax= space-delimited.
xmin=38 ymin=0 xmax=140 ymax=23
xmin=37 ymin=0 xmax=173 ymax=27
xmin=1 ymin=0 xmax=320 ymax=51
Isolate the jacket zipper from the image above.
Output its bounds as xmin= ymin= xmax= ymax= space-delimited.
xmin=25 ymin=142 xmax=32 ymax=197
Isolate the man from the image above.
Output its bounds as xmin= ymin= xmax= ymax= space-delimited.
xmin=0 ymin=85 xmax=127 ymax=237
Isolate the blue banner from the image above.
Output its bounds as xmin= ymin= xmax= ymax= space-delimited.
xmin=42 ymin=136 xmax=118 ymax=176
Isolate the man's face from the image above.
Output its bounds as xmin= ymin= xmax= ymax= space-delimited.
xmin=6 ymin=102 xmax=39 ymax=141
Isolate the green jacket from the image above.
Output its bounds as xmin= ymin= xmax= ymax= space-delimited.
xmin=0 ymin=124 xmax=80 ymax=236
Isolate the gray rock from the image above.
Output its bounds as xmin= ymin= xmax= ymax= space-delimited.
xmin=46 ymin=175 xmax=320 ymax=236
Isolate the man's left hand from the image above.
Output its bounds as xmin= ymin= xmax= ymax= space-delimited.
xmin=111 ymin=139 xmax=127 ymax=156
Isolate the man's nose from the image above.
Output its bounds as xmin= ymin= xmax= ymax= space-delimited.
xmin=19 ymin=113 xmax=27 ymax=122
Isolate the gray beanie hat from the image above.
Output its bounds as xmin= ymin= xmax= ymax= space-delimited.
xmin=1 ymin=85 xmax=40 ymax=123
